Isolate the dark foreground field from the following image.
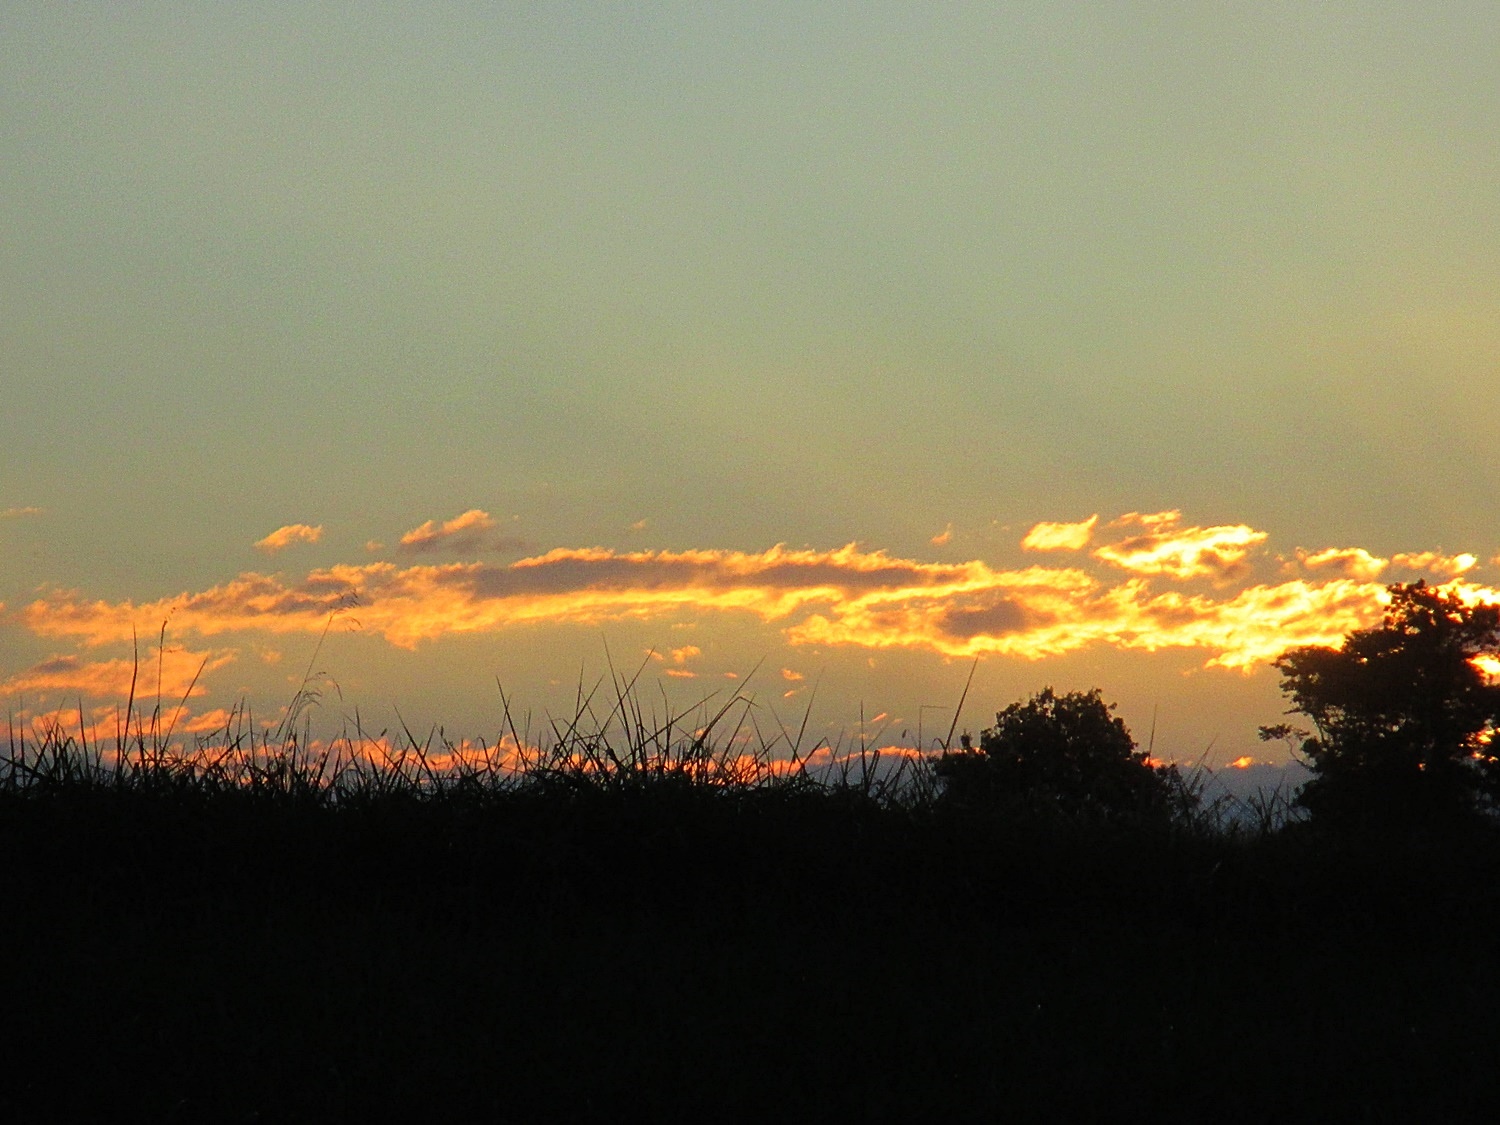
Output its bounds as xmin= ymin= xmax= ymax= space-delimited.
xmin=6 ymin=772 xmax=1500 ymax=1123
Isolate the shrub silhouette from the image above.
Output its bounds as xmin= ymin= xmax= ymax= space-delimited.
xmin=935 ymin=687 xmax=1185 ymax=822
xmin=1272 ymin=581 xmax=1500 ymax=832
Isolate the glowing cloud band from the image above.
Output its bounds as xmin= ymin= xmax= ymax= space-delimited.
xmin=11 ymin=513 xmax=1499 ymax=697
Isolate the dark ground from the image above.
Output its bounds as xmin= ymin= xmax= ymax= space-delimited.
xmin=5 ymin=790 xmax=1500 ymax=1121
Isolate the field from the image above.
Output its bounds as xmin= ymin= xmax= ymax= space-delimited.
xmin=5 ymin=686 xmax=1500 ymax=1121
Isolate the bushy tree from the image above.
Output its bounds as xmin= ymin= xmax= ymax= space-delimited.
xmin=1271 ymin=581 xmax=1500 ymax=831
xmin=935 ymin=687 xmax=1186 ymax=821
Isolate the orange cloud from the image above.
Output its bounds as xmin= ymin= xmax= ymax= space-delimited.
xmin=1093 ymin=511 xmax=1267 ymax=581
xmin=19 ymin=525 xmax=1499 ymax=677
xmin=1390 ymin=551 xmax=1478 ymax=577
xmin=255 ymin=523 xmax=323 ymax=553
xmin=398 ymin=509 xmax=522 ymax=554
xmin=179 ymin=707 xmax=239 ymax=735
xmin=785 ymin=570 xmax=1395 ymax=671
xmin=1 ymin=648 xmax=235 ymax=703
xmin=1295 ymin=547 xmax=1388 ymax=582
xmin=1 ymin=506 xmax=44 ymax=520
xmin=781 ymin=668 xmax=805 ymax=682
xmin=1021 ymin=515 xmax=1098 ymax=552
xmin=930 ymin=524 xmax=953 ymax=546
xmin=22 ymin=544 xmax=998 ymax=649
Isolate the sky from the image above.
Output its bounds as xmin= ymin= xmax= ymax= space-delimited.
xmin=4 ymin=3 xmax=1499 ymax=777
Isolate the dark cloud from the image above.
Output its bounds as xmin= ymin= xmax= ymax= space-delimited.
xmin=936 ymin=599 xmax=1030 ymax=639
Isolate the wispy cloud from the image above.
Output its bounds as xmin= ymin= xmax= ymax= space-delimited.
xmin=1092 ymin=511 xmax=1267 ymax=582
xmin=1390 ymin=550 xmax=1477 ymax=577
xmin=658 ymin=645 xmax=701 ymax=676
xmin=18 ymin=514 xmax=1498 ymax=676
xmin=397 ymin=509 xmax=524 ymax=554
xmin=179 ymin=707 xmax=240 ymax=735
xmin=1 ymin=648 xmax=235 ymax=702
xmin=1021 ymin=515 xmax=1097 ymax=552
xmin=1288 ymin=547 xmax=1480 ymax=582
xmin=398 ymin=509 xmax=494 ymax=552
xmin=254 ymin=523 xmax=323 ymax=554
xmin=1 ymin=506 xmax=43 ymax=520
xmin=1293 ymin=547 xmax=1388 ymax=582
xmin=930 ymin=524 xmax=953 ymax=546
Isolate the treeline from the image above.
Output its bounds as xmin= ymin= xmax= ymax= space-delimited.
xmin=937 ymin=581 xmax=1500 ymax=837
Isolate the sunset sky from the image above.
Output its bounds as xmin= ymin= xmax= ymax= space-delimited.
xmin=4 ymin=4 xmax=1499 ymax=773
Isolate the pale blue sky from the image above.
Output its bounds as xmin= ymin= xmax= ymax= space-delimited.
xmin=4 ymin=3 xmax=1498 ymax=763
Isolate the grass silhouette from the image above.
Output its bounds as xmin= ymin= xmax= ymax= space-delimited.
xmin=6 ymin=659 xmax=1500 ymax=1119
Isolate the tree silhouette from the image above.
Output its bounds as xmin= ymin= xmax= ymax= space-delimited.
xmin=935 ymin=687 xmax=1185 ymax=821
xmin=1271 ymin=581 xmax=1500 ymax=831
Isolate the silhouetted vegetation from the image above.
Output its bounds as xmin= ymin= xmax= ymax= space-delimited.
xmin=933 ymin=686 xmax=1193 ymax=825
xmin=1270 ymin=581 xmax=1500 ymax=834
xmin=7 ymin=610 xmax=1500 ymax=1118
